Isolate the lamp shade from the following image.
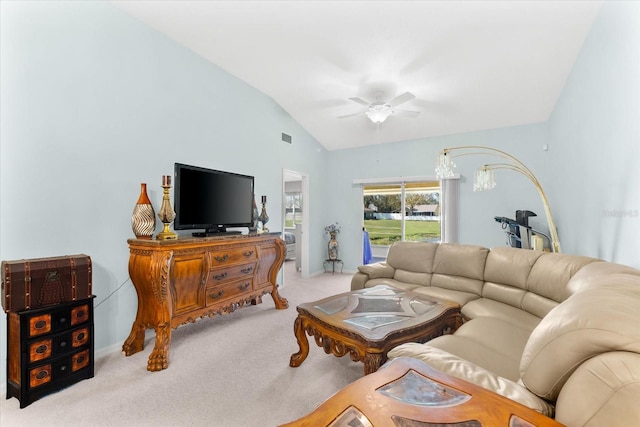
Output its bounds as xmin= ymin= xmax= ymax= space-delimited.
xmin=366 ymin=106 xmax=392 ymax=124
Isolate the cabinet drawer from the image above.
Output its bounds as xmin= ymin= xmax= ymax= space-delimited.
xmin=208 ymin=262 xmax=257 ymax=284
xmin=28 ymin=348 xmax=91 ymax=390
xmin=26 ymin=302 xmax=90 ymax=338
xmin=209 ymin=247 xmax=257 ymax=267
xmin=28 ymin=326 xmax=90 ymax=364
xmin=206 ymin=279 xmax=253 ymax=306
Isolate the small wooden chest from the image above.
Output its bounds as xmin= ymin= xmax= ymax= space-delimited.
xmin=1 ymin=255 xmax=92 ymax=313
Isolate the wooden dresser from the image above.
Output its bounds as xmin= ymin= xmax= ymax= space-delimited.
xmin=122 ymin=233 xmax=288 ymax=371
xmin=6 ymin=298 xmax=95 ymax=408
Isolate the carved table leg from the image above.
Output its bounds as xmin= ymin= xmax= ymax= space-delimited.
xmin=289 ymin=316 xmax=309 ymax=368
xmin=363 ymin=353 xmax=385 ymax=375
xmin=147 ymin=322 xmax=171 ymax=371
xmin=122 ymin=320 xmax=146 ymax=356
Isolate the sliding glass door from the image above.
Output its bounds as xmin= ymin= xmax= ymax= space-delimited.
xmin=363 ymin=181 xmax=441 ymax=261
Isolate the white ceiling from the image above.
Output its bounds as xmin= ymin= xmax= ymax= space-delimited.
xmin=112 ymin=1 xmax=601 ymax=151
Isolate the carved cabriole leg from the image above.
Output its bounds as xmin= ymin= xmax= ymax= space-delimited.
xmin=270 ymin=239 xmax=289 ymax=309
xmin=363 ymin=353 xmax=384 ymax=375
xmin=289 ymin=316 xmax=310 ymax=368
xmin=122 ymin=320 xmax=146 ymax=356
xmin=124 ymin=249 xmax=173 ymax=371
xmin=271 ymin=289 xmax=289 ymax=309
xmin=148 ymin=322 xmax=170 ymax=371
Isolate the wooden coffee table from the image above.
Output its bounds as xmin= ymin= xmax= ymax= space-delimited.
xmin=281 ymin=357 xmax=563 ymax=427
xmin=289 ymin=285 xmax=462 ymax=375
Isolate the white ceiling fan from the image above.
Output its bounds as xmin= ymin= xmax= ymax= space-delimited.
xmin=339 ymin=91 xmax=420 ymax=124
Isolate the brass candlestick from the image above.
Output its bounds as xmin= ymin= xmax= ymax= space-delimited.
xmin=156 ymin=176 xmax=178 ymax=240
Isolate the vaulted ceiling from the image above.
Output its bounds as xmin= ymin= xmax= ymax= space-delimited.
xmin=112 ymin=1 xmax=602 ymax=151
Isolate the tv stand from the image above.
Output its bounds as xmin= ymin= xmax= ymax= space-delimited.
xmin=123 ymin=234 xmax=288 ymax=371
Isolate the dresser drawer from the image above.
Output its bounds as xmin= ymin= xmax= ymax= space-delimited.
xmin=208 ymin=262 xmax=257 ymax=284
xmin=26 ymin=302 xmax=90 ymax=338
xmin=28 ymin=325 xmax=90 ymax=363
xmin=209 ymin=246 xmax=257 ymax=267
xmin=206 ymin=279 xmax=253 ymax=306
xmin=28 ymin=348 xmax=91 ymax=390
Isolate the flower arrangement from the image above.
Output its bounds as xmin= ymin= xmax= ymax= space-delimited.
xmin=324 ymin=222 xmax=341 ymax=234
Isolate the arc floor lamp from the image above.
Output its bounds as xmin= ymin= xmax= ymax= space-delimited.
xmin=435 ymin=146 xmax=561 ymax=253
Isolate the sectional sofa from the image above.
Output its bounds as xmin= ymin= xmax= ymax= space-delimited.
xmin=351 ymin=241 xmax=640 ymax=427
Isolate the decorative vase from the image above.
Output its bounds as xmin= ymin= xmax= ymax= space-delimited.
xmin=328 ymin=231 xmax=339 ymax=260
xmin=258 ymin=197 xmax=269 ymax=233
xmin=249 ymin=195 xmax=259 ymax=233
xmin=132 ymin=183 xmax=156 ymax=239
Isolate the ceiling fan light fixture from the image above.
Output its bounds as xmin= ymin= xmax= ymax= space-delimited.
xmin=366 ymin=105 xmax=393 ymax=124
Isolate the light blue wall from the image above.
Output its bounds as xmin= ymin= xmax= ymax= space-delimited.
xmin=547 ymin=0 xmax=640 ymax=267
xmin=0 ymin=1 xmax=328 ymax=384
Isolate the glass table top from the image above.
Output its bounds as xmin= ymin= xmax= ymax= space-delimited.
xmin=377 ymin=369 xmax=471 ymax=407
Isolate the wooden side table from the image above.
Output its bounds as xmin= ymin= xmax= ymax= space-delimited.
xmin=280 ymin=357 xmax=563 ymax=427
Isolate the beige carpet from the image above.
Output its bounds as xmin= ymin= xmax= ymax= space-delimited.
xmin=0 ymin=261 xmax=362 ymax=427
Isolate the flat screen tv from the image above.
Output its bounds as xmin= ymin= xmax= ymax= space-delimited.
xmin=174 ymin=163 xmax=255 ymax=236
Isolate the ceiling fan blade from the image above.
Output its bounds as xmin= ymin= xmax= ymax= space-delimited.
xmin=393 ymin=109 xmax=420 ymax=118
xmin=387 ymin=92 xmax=415 ymax=107
xmin=338 ymin=111 xmax=366 ymax=119
xmin=348 ymin=97 xmax=371 ymax=106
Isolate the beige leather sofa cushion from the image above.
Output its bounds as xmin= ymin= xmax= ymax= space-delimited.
xmin=521 ymin=281 xmax=640 ymax=401
xmin=484 ymin=246 xmax=543 ymax=289
xmin=411 ymin=286 xmax=479 ymax=308
xmin=555 ymin=351 xmax=640 ymax=427
xmin=526 ymin=253 xmax=600 ymax=303
xmin=432 ymin=243 xmax=488 ymax=279
xmin=462 ymin=298 xmax=542 ymax=331
xmin=387 ymin=347 xmax=554 ymax=417
xmin=424 ymin=317 xmax=530 ymax=381
xmin=562 ymin=261 xmax=640 ymax=299
xmin=386 ymin=241 xmax=438 ymax=273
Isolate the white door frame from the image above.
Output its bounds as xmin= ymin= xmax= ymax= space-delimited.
xmin=282 ymin=168 xmax=310 ymax=279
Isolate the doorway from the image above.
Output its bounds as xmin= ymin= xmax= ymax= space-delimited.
xmin=282 ymin=169 xmax=309 ymax=282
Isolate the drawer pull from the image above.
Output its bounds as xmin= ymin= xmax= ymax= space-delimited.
xmin=77 ymin=332 xmax=86 ymax=341
xmin=35 ymin=344 xmax=48 ymax=354
xmin=76 ymin=355 xmax=86 ymax=365
xmin=214 ymin=254 xmax=228 ymax=262
xmin=35 ymin=370 xmax=49 ymax=380
xmin=243 ymin=251 xmax=254 ymax=257
xmin=60 ymin=341 xmax=67 ymax=348
xmin=210 ymin=291 xmax=224 ymax=299
xmin=213 ymin=272 xmax=227 ymax=281
xmin=241 ymin=267 xmax=253 ymax=274
xmin=76 ymin=310 xmax=86 ymax=319
xmin=34 ymin=320 xmax=47 ymax=330
xmin=238 ymin=282 xmax=250 ymax=291
xmin=60 ymin=365 xmax=67 ymax=372
xmin=60 ymin=317 xmax=67 ymax=325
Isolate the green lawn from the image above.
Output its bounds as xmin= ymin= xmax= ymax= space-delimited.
xmin=364 ymin=219 xmax=440 ymax=245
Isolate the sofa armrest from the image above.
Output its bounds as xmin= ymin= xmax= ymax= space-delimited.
xmin=387 ymin=344 xmax=554 ymax=417
xmin=555 ymin=351 xmax=640 ymax=427
xmin=351 ymin=263 xmax=395 ymax=291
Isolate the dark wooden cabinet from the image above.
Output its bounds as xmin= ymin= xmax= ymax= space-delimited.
xmin=122 ymin=233 xmax=288 ymax=371
xmin=6 ymin=298 xmax=95 ymax=408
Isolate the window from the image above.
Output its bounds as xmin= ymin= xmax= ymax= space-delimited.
xmin=363 ymin=181 xmax=440 ymax=246
xmin=355 ymin=176 xmax=459 ymax=263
